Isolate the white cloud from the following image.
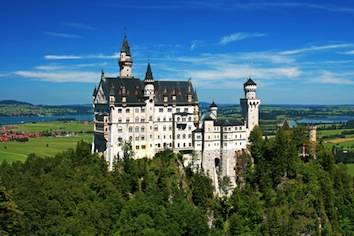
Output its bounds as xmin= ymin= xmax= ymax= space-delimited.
xmin=190 ymin=40 xmax=198 ymax=50
xmin=345 ymin=50 xmax=354 ymax=55
xmin=219 ymin=32 xmax=266 ymax=45
xmin=14 ymin=70 xmax=99 ymax=83
xmin=63 ymin=22 xmax=95 ymax=30
xmin=45 ymin=55 xmax=82 ymax=60
xmin=45 ymin=32 xmax=81 ymax=39
xmin=280 ymin=43 xmax=352 ymax=55
xmin=34 ymin=65 xmax=65 ymax=70
xmin=318 ymin=71 xmax=354 ymax=85
xmin=189 ymin=65 xmax=300 ymax=82
xmin=44 ymin=53 xmax=119 ymax=60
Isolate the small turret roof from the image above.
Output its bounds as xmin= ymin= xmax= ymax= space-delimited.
xmin=244 ymin=78 xmax=257 ymax=86
xmin=121 ymin=35 xmax=131 ymax=56
xmin=144 ymin=63 xmax=154 ymax=82
xmin=209 ymin=101 xmax=217 ymax=108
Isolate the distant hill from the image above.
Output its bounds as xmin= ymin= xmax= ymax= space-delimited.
xmin=0 ymin=101 xmax=92 ymax=117
xmin=0 ymin=100 xmax=33 ymax=106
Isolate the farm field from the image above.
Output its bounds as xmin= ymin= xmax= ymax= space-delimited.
xmin=0 ymin=134 xmax=92 ymax=163
xmin=0 ymin=121 xmax=93 ymax=163
xmin=12 ymin=121 xmax=93 ymax=133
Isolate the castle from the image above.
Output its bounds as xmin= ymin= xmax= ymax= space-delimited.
xmin=92 ymin=36 xmax=260 ymax=194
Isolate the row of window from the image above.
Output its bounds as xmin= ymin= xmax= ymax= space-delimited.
xmin=206 ymin=142 xmax=244 ymax=147
xmin=206 ymin=126 xmax=244 ymax=132
xmin=117 ymin=107 xmax=192 ymax=114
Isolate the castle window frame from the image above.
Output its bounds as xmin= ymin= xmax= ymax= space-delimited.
xmin=126 ymin=108 xmax=130 ymax=113
xmin=141 ymin=107 xmax=145 ymax=113
xmin=168 ymin=108 xmax=172 ymax=112
xmin=129 ymin=126 xmax=133 ymax=132
xmin=135 ymin=126 xmax=139 ymax=132
xmin=118 ymin=108 xmax=122 ymax=113
xmin=184 ymin=108 xmax=188 ymax=112
xmin=159 ymin=108 xmax=163 ymax=112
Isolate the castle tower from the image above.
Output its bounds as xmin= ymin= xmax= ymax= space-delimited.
xmin=209 ymin=101 xmax=218 ymax=120
xmin=240 ymin=78 xmax=260 ymax=132
xmin=309 ymin=125 xmax=317 ymax=143
xmin=119 ymin=35 xmax=133 ymax=78
xmin=144 ymin=63 xmax=155 ymax=99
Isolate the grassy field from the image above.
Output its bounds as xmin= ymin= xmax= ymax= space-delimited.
xmin=12 ymin=121 xmax=93 ymax=133
xmin=317 ymin=128 xmax=354 ymax=137
xmin=0 ymin=121 xmax=93 ymax=163
xmin=346 ymin=164 xmax=354 ymax=177
xmin=0 ymin=135 xmax=92 ymax=163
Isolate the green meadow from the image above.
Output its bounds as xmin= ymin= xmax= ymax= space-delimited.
xmin=0 ymin=135 xmax=92 ymax=163
xmin=0 ymin=121 xmax=93 ymax=163
xmin=12 ymin=121 xmax=93 ymax=133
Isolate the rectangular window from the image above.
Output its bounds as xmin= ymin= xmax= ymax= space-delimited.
xmin=141 ymin=145 xmax=146 ymax=149
xmin=136 ymin=145 xmax=140 ymax=150
xmin=126 ymin=108 xmax=130 ymax=113
xmin=168 ymin=108 xmax=172 ymax=112
xmin=141 ymin=108 xmax=145 ymax=113
xmin=184 ymin=108 xmax=188 ymax=112
xmin=118 ymin=108 xmax=122 ymax=113
xmin=159 ymin=108 xmax=163 ymax=112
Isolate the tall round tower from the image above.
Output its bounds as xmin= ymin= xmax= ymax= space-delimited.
xmin=309 ymin=125 xmax=317 ymax=143
xmin=240 ymin=78 xmax=260 ymax=132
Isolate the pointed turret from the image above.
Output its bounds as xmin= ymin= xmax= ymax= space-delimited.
xmin=144 ymin=63 xmax=154 ymax=82
xmin=144 ymin=63 xmax=155 ymax=98
xmin=119 ymin=35 xmax=133 ymax=78
xmin=120 ymin=34 xmax=131 ymax=56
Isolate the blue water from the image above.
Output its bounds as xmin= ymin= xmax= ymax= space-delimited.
xmin=0 ymin=114 xmax=93 ymax=125
xmin=297 ymin=116 xmax=354 ymax=124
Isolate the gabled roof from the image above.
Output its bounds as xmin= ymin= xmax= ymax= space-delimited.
xmin=92 ymin=87 xmax=97 ymax=96
xmin=244 ymin=78 xmax=257 ymax=86
xmin=96 ymin=76 xmax=198 ymax=106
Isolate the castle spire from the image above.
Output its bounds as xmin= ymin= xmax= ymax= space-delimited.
xmin=144 ymin=63 xmax=154 ymax=82
xmin=120 ymin=34 xmax=131 ymax=56
xmin=119 ymin=34 xmax=133 ymax=78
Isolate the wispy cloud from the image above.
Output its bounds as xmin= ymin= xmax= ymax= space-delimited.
xmin=345 ymin=50 xmax=354 ymax=55
xmin=107 ymin=1 xmax=354 ymax=13
xmin=34 ymin=65 xmax=65 ymax=71
xmin=280 ymin=43 xmax=352 ymax=55
xmin=44 ymin=53 xmax=119 ymax=60
xmin=63 ymin=22 xmax=95 ymax=30
xmin=14 ymin=70 xmax=99 ymax=83
xmin=44 ymin=32 xmax=82 ymax=39
xmin=44 ymin=55 xmax=82 ymax=60
xmin=219 ymin=32 xmax=266 ymax=45
xmin=318 ymin=71 xmax=354 ymax=85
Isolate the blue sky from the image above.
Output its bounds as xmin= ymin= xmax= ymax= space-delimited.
xmin=1 ymin=0 xmax=354 ymax=105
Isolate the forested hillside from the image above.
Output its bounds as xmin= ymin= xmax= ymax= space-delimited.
xmin=1 ymin=127 xmax=354 ymax=235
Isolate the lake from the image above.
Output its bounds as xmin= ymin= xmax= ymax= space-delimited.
xmin=297 ymin=116 xmax=354 ymax=124
xmin=0 ymin=114 xmax=93 ymax=125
